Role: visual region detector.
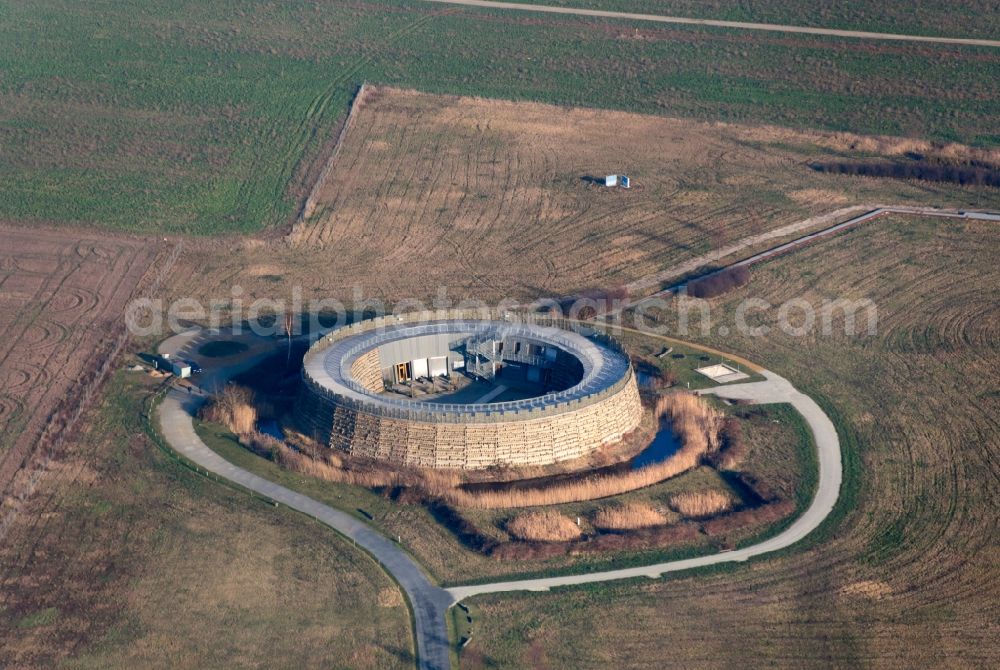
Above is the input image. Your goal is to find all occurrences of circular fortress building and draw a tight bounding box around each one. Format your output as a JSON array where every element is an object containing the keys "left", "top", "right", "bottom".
[{"left": 295, "top": 311, "right": 643, "bottom": 469}]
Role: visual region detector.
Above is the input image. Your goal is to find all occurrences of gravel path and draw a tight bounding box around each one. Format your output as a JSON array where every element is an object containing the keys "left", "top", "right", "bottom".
[
  {"left": 446, "top": 370, "right": 841, "bottom": 601},
  {"left": 157, "top": 332, "right": 840, "bottom": 670},
  {"left": 620, "top": 205, "right": 997, "bottom": 311},
  {"left": 422, "top": 0, "right": 1000, "bottom": 48}
]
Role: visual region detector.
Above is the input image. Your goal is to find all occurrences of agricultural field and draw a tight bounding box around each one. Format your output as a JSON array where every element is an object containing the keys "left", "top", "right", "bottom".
[
  {"left": 2, "top": 0, "right": 999, "bottom": 237},
  {"left": 167, "top": 86, "right": 1000, "bottom": 305},
  {"left": 0, "top": 226, "right": 162, "bottom": 515},
  {"left": 1, "top": 2, "right": 998, "bottom": 667},
  {"left": 459, "top": 214, "right": 1000, "bottom": 667},
  {"left": 0, "top": 373, "right": 412, "bottom": 669}
]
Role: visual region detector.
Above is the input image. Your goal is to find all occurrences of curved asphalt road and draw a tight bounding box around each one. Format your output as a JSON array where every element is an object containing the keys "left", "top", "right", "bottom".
[
  {"left": 447, "top": 370, "right": 840, "bottom": 601},
  {"left": 157, "top": 346, "right": 839, "bottom": 669},
  {"left": 158, "top": 389, "right": 455, "bottom": 670},
  {"left": 422, "top": 0, "right": 1000, "bottom": 48}
]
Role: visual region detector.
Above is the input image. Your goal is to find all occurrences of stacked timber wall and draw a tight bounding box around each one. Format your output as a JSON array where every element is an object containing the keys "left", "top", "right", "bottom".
[
  {"left": 295, "top": 309, "right": 644, "bottom": 469},
  {"left": 300, "top": 371, "right": 642, "bottom": 469}
]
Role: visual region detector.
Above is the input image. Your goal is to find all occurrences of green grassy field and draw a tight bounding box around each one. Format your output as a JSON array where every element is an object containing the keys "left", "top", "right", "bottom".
[
  {"left": 1, "top": 0, "right": 997, "bottom": 234},
  {"left": 0, "top": 373, "right": 412, "bottom": 669},
  {"left": 457, "top": 214, "right": 1000, "bottom": 667}
]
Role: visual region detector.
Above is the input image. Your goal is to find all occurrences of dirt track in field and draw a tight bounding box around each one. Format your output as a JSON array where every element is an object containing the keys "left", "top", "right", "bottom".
[
  {"left": 421, "top": 0, "right": 1000, "bottom": 48},
  {"left": 0, "top": 227, "right": 159, "bottom": 510}
]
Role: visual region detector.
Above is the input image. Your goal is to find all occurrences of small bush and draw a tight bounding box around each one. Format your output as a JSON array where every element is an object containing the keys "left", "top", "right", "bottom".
[
  {"left": 687, "top": 266, "right": 750, "bottom": 299},
  {"left": 707, "top": 417, "right": 748, "bottom": 470},
  {"left": 669, "top": 490, "right": 733, "bottom": 518},
  {"left": 702, "top": 500, "right": 795, "bottom": 536},
  {"left": 592, "top": 503, "right": 666, "bottom": 531},
  {"left": 202, "top": 385, "right": 257, "bottom": 436},
  {"left": 506, "top": 510, "right": 582, "bottom": 542}
]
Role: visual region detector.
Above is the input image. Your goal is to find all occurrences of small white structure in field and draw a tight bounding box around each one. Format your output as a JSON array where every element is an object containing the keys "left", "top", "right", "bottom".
[
  {"left": 621, "top": 175, "right": 631, "bottom": 188},
  {"left": 604, "top": 174, "right": 618, "bottom": 187},
  {"left": 170, "top": 359, "right": 192, "bottom": 378},
  {"left": 159, "top": 353, "right": 191, "bottom": 378}
]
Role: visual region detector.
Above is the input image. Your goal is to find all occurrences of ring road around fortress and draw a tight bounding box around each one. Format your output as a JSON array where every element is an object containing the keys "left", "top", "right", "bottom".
[{"left": 295, "top": 311, "right": 643, "bottom": 469}]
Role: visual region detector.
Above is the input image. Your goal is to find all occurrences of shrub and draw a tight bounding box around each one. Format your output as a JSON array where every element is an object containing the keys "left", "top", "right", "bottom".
[
  {"left": 701, "top": 500, "right": 795, "bottom": 536},
  {"left": 201, "top": 385, "right": 257, "bottom": 436},
  {"left": 489, "top": 541, "right": 569, "bottom": 561},
  {"left": 707, "top": 416, "right": 748, "bottom": 470},
  {"left": 592, "top": 502, "right": 666, "bottom": 531},
  {"left": 506, "top": 510, "right": 582, "bottom": 542},
  {"left": 687, "top": 266, "right": 750, "bottom": 299},
  {"left": 809, "top": 160, "right": 1000, "bottom": 188},
  {"left": 669, "top": 490, "right": 733, "bottom": 518}
]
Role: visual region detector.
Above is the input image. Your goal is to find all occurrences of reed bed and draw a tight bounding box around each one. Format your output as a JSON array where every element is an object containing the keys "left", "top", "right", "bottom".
[
  {"left": 506, "top": 510, "right": 582, "bottom": 542},
  {"left": 591, "top": 502, "right": 667, "bottom": 531},
  {"left": 440, "top": 393, "right": 722, "bottom": 509},
  {"left": 271, "top": 440, "right": 461, "bottom": 492},
  {"left": 201, "top": 385, "right": 257, "bottom": 436},
  {"left": 669, "top": 490, "right": 733, "bottom": 518},
  {"left": 265, "top": 392, "right": 723, "bottom": 511}
]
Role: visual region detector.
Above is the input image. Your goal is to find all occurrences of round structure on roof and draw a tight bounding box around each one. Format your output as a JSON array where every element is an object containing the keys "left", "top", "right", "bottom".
[{"left": 294, "top": 310, "right": 643, "bottom": 469}]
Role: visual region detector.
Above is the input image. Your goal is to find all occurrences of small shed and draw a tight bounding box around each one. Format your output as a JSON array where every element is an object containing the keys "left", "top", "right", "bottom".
[
  {"left": 604, "top": 174, "right": 618, "bottom": 187},
  {"left": 170, "top": 359, "right": 192, "bottom": 378},
  {"left": 620, "top": 175, "right": 631, "bottom": 188}
]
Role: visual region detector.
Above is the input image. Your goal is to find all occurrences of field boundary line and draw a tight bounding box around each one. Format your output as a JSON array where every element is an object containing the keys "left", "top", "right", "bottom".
[
  {"left": 615, "top": 205, "right": 1000, "bottom": 313},
  {"left": 421, "top": 0, "right": 1000, "bottom": 48},
  {"left": 296, "top": 83, "right": 370, "bottom": 225}
]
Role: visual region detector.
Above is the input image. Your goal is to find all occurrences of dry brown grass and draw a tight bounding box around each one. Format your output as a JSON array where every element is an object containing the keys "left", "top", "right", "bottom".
[
  {"left": 165, "top": 87, "right": 1000, "bottom": 308},
  {"left": 660, "top": 392, "right": 723, "bottom": 455},
  {"left": 591, "top": 503, "right": 667, "bottom": 531},
  {"left": 0, "top": 226, "right": 159, "bottom": 528},
  {"left": 272, "top": 440, "right": 462, "bottom": 494},
  {"left": 506, "top": 511, "right": 582, "bottom": 542},
  {"left": 202, "top": 385, "right": 257, "bottom": 436},
  {"left": 669, "top": 490, "right": 733, "bottom": 518},
  {"left": 0, "top": 375, "right": 411, "bottom": 668}
]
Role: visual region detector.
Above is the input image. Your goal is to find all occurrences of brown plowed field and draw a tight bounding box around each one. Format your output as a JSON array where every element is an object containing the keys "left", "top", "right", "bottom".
[
  {"left": 463, "top": 214, "right": 1000, "bottom": 667},
  {"left": 168, "top": 86, "right": 999, "bottom": 306},
  {"left": 293, "top": 87, "right": 1000, "bottom": 294},
  {"left": 0, "top": 226, "right": 158, "bottom": 498}
]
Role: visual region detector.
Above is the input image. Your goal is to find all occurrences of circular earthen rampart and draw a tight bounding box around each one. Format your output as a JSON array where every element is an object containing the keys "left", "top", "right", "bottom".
[{"left": 295, "top": 310, "right": 642, "bottom": 469}]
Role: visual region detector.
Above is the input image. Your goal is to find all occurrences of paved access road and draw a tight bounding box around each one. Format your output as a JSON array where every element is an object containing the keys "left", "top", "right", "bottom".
[
  {"left": 446, "top": 370, "right": 841, "bottom": 601},
  {"left": 156, "top": 330, "right": 454, "bottom": 670},
  {"left": 422, "top": 0, "right": 1000, "bottom": 48},
  {"left": 157, "top": 326, "right": 840, "bottom": 669},
  {"left": 158, "top": 389, "right": 455, "bottom": 670}
]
